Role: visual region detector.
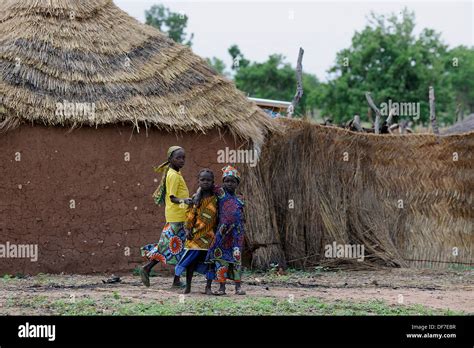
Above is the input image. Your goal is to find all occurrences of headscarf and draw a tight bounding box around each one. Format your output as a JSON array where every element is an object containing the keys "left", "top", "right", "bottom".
[
  {"left": 152, "top": 146, "right": 183, "bottom": 205},
  {"left": 222, "top": 165, "right": 241, "bottom": 181}
]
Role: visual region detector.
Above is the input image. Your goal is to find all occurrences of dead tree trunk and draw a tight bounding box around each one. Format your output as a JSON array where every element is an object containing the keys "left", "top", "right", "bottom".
[
  {"left": 386, "top": 106, "right": 395, "bottom": 126},
  {"left": 365, "top": 92, "right": 381, "bottom": 134},
  {"left": 287, "top": 47, "right": 304, "bottom": 118},
  {"left": 429, "top": 86, "right": 440, "bottom": 135},
  {"left": 353, "top": 114, "right": 363, "bottom": 132}
]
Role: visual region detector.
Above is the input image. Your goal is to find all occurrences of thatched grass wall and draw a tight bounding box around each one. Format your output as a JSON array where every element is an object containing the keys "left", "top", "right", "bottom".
[{"left": 244, "top": 119, "right": 473, "bottom": 269}]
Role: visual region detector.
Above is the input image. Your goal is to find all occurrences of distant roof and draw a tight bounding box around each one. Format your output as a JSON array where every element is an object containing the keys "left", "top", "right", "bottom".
[
  {"left": 248, "top": 97, "right": 291, "bottom": 109},
  {"left": 443, "top": 114, "right": 474, "bottom": 135}
]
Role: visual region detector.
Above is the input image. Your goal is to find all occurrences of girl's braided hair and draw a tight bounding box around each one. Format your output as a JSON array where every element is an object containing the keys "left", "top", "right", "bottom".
[{"left": 197, "top": 168, "right": 214, "bottom": 179}]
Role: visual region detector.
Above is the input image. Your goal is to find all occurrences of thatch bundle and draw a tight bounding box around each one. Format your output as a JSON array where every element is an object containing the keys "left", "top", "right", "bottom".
[
  {"left": 0, "top": 0, "right": 274, "bottom": 145},
  {"left": 244, "top": 119, "right": 473, "bottom": 269}
]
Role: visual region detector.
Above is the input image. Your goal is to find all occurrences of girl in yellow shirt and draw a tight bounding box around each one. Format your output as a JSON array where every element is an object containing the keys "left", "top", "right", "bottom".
[{"left": 140, "top": 146, "right": 192, "bottom": 288}]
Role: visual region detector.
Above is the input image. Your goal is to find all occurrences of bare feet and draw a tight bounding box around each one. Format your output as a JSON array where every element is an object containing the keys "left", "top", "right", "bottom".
[
  {"left": 235, "top": 283, "right": 246, "bottom": 295},
  {"left": 213, "top": 289, "right": 226, "bottom": 296},
  {"left": 140, "top": 267, "right": 150, "bottom": 287},
  {"left": 172, "top": 275, "right": 185, "bottom": 288},
  {"left": 172, "top": 281, "right": 186, "bottom": 288}
]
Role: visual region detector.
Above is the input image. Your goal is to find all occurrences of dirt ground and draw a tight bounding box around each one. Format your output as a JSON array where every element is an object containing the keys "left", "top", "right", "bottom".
[{"left": 0, "top": 267, "right": 472, "bottom": 315}]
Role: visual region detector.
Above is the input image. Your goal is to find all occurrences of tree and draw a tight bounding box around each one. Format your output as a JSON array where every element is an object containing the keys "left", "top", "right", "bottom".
[
  {"left": 445, "top": 46, "right": 474, "bottom": 120},
  {"left": 228, "top": 44, "right": 250, "bottom": 71},
  {"left": 145, "top": 5, "right": 194, "bottom": 46},
  {"left": 206, "top": 57, "right": 228, "bottom": 76},
  {"left": 233, "top": 52, "right": 321, "bottom": 116},
  {"left": 321, "top": 9, "right": 454, "bottom": 126}
]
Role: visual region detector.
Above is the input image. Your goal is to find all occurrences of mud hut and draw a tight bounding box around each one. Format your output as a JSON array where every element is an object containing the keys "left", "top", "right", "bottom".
[{"left": 0, "top": 0, "right": 281, "bottom": 274}]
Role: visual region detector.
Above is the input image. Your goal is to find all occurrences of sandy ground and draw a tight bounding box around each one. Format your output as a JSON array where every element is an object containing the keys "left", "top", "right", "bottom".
[{"left": 0, "top": 268, "right": 472, "bottom": 314}]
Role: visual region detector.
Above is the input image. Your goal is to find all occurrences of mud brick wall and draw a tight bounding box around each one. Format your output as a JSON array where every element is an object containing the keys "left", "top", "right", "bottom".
[{"left": 0, "top": 124, "right": 240, "bottom": 275}]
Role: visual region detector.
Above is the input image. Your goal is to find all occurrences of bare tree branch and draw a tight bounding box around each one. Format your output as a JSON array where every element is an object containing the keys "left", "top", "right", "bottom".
[
  {"left": 386, "top": 106, "right": 395, "bottom": 126},
  {"left": 429, "top": 86, "right": 439, "bottom": 135},
  {"left": 365, "top": 92, "right": 381, "bottom": 134},
  {"left": 353, "top": 114, "right": 363, "bottom": 132},
  {"left": 287, "top": 47, "right": 304, "bottom": 118}
]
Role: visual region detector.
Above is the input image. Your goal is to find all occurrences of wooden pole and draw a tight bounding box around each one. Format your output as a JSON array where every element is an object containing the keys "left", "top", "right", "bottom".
[
  {"left": 287, "top": 47, "right": 304, "bottom": 118},
  {"left": 353, "top": 114, "right": 363, "bottom": 132},
  {"left": 386, "top": 106, "right": 395, "bottom": 126},
  {"left": 429, "top": 86, "right": 439, "bottom": 135},
  {"left": 400, "top": 120, "right": 408, "bottom": 134},
  {"left": 365, "top": 92, "right": 381, "bottom": 134}
]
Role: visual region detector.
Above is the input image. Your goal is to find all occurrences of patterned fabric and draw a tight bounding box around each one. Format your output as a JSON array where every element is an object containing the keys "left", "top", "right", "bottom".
[
  {"left": 222, "top": 165, "right": 241, "bottom": 181},
  {"left": 175, "top": 250, "right": 208, "bottom": 276},
  {"left": 205, "top": 189, "right": 245, "bottom": 282},
  {"left": 207, "top": 260, "right": 242, "bottom": 283},
  {"left": 141, "top": 222, "right": 186, "bottom": 265},
  {"left": 184, "top": 195, "right": 217, "bottom": 250}
]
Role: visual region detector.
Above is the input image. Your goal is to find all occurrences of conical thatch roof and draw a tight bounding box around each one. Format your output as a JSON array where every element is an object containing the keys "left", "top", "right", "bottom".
[{"left": 0, "top": 0, "right": 274, "bottom": 144}]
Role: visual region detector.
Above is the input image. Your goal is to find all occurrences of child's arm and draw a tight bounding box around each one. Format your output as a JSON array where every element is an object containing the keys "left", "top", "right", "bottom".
[
  {"left": 170, "top": 196, "right": 193, "bottom": 205},
  {"left": 184, "top": 207, "right": 196, "bottom": 239},
  {"left": 192, "top": 187, "right": 202, "bottom": 205}
]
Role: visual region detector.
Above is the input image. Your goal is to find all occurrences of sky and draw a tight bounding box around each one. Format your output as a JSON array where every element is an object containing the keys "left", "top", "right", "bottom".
[{"left": 114, "top": 0, "right": 473, "bottom": 81}]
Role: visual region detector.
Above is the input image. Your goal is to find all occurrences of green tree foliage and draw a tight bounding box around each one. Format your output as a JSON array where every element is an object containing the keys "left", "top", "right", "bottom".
[
  {"left": 206, "top": 57, "right": 228, "bottom": 76},
  {"left": 228, "top": 45, "right": 250, "bottom": 70},
  {"left": 444, "top": 46, "right": 474, "bottom": 119},
  {"left": 145, "top": 5, "right": 194, "bottom": 46},
  {"left": 320, "top": 9, "right": 459, "bottom": 125},
  {"left": 232, "top": 51, "right": 321, "bottom": 116}
]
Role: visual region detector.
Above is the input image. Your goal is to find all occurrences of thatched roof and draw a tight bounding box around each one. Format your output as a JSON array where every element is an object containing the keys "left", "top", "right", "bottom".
[
  {"left": 0, "top": 0, "right": 275, "bottom": 144},
  {"left": 443, "top": 114, "right": 474, "bottom": 135}
]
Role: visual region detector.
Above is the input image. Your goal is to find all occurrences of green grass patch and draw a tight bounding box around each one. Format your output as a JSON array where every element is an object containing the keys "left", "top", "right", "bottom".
[{"left": 6, "top": 295, "right": 465, "bottom": 316}]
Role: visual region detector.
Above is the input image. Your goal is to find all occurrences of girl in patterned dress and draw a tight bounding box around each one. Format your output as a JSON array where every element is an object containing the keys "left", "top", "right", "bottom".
[
  {"left": 175, "top": 169, "right": 218, "bottom": 294},
  {"left": 206, "top": 165, "right": 246, "bottom": 295},
  {"left": 140, "top": 146, "right": 193, "bottom": 288}
]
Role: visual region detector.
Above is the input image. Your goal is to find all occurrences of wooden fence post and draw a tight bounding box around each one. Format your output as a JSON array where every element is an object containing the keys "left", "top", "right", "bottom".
[
  {"left": 365, "top": 92, "right": 381, "bottom": 134},
  {"left": 429, "top": 86, "right": 440, "bottom": 135},
  {"left": 287, "top": 47, "right": 304, "bottom": 118}
]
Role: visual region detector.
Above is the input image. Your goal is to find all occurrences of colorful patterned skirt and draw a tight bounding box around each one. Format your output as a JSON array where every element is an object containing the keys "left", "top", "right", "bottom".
[
  {"left": 205, "top": 224, "right": 244, "bottom": 282},
  {"left": 206, "top": 260, "right": 242, "bottom": 283},
  {"left": 141, "top": 222, "right": 186, "bottom": 266}
]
